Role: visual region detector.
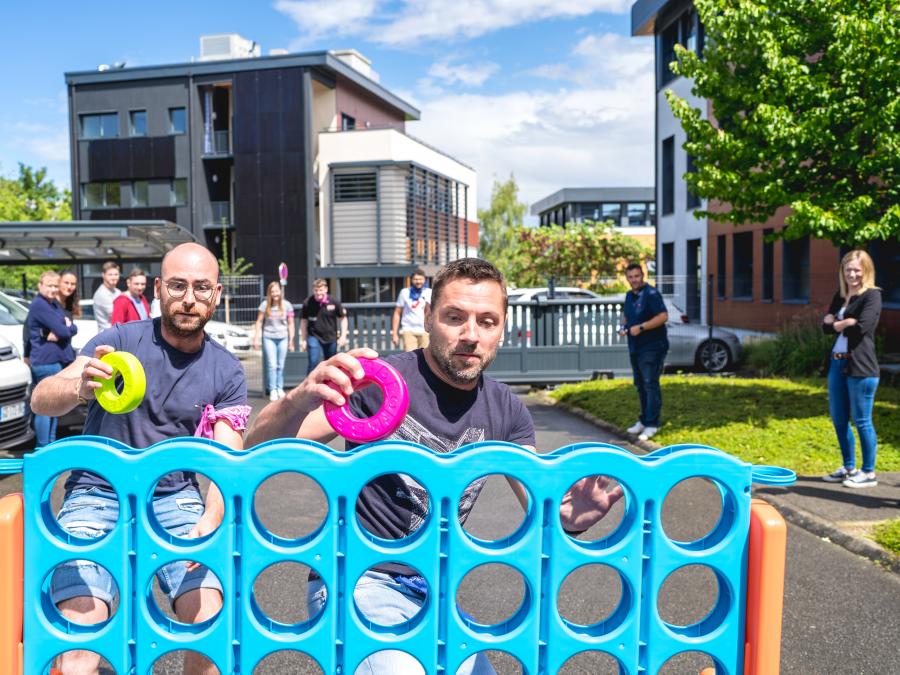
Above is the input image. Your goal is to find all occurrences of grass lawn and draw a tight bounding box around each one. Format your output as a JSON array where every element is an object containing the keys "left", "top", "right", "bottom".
[
  {"left": 549, "top": 375, "right": 900, "bottom": 476},
  {"left": 872, "top": 519, "right": 900, "bottom": 555}
]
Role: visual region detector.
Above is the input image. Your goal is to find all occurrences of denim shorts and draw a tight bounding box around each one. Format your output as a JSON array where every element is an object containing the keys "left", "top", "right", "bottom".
[{"left": 50, "top": 486, "right": 223, "bottom": 610}]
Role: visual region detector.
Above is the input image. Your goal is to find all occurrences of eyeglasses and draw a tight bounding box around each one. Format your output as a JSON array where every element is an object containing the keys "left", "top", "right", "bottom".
[{"left": 162, "top": 279, "right": 217, "bottom": 302}]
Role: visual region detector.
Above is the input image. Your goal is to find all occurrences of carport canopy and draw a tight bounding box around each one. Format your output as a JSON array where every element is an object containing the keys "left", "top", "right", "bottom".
[{"left": 0, "top": 220, "right": 198, "bottom": 264}]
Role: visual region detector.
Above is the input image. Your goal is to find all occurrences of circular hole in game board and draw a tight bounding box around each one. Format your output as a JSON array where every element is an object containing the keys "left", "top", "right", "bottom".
[
  {"left": 455, "top": 650, "right": 524, "bottom": 674},
  {"left": 252, "top": 561, "right": 325, "bottom": 628},
  {"left": 658, "top": 650, "right": 718, "bottom": 674},
  {"left": 459, "top": 474, "right": 532, "bottom": 547},
  {"left": 46, "top": 651, "right": 116, "bottom": 674},
  {"left": 43, "top": 470, "right": 120, "bottom": 544},
  {"left": 147, "top": 561, "right": 223, "bottom": 630},
  {"left": 353, "top": 563, "right": 429, "bottom": 631},
  {"left": 661, "top": 477, "right": 735, "bottom": 550},
  {"left": 559, "top": 474, "right": 630, "bottom": 547},
  {"left": 146, "top": 472, "right": 221, "bottom": 542},
  {"left": 44, "top": 558, "right": 120, "bottom": 627},
  {"left": 253, "top": 471, "right": 329, "bottom": 543},
  {"left": 355, "top": 473, "right": 431, "bottom": 544},
  {"left": 557, "top": 564, "right": 627, "bottom": 632},
  {"left": 151, "top": 650, "right": 220, "bottom": 674},
  {"left": 253, "top": 650, "right": 323, "bottom": 674},
  {"left": 657, "top": 564, "right": 730, "bottom": 636},
  {"left": 354, "top": 651, "right": 425, "bottom": 674},
  {"left": 559, "top": 650, "right": 623, "bottom": 674},
  {"left": 456, "top": 563, "right": 529, "bottom": 633}
]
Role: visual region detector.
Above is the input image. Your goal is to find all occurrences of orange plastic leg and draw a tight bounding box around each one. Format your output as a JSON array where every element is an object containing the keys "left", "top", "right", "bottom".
[
  {"left": 0, "top": 493, "right": 24, "bottom": 675},
  {"left": 744, "top": 499, "right": 787, "bottom": 675}
]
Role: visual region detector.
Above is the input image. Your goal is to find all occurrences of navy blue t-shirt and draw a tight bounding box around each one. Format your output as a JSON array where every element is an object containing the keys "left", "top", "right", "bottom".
[
  {"left": 623, "top": 284, "right": 669, "bottom": 353},
  {"left": 65, "top": 318, "right": 247, "bottom": 495},
  {"left": 347, "top": 349, "right": 535, "bottom": 575}
]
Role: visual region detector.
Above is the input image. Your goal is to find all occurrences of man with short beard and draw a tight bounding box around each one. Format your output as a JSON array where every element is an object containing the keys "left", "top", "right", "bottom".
[
  {"left": 31, "top": 243, "right": 247, "bottom": 675},
  {"left": 247, "top": 257, "right": 623, "bottom": 675}
]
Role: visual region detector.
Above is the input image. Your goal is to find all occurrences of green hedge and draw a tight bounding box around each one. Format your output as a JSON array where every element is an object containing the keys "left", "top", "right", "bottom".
[{"left": 550, "top": 375, "right": 900, "bottom": 475}]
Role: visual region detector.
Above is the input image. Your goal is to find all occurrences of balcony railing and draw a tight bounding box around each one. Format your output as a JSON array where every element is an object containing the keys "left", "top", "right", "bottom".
[
  {"left": 200, "top": 201, "right": 231, "bottom": 227},
  {"left": 202, "top": 130, "right": 231, "bottom": 156}
]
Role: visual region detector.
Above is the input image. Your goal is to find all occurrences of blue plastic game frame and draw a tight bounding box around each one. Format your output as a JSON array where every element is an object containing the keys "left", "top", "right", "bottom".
[{"left": 12, "top": 436, "right": 793, "bottom": 674}]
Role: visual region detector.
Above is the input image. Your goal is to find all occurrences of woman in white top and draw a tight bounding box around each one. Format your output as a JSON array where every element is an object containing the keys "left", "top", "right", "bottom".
[{"left": 253, "top": 281, "right": 296, "bottom": 401}]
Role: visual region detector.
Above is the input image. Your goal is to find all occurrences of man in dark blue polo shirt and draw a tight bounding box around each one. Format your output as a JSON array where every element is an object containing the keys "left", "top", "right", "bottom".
[{"left": 620, "top": 263, "right": 669, "bottom": 440}]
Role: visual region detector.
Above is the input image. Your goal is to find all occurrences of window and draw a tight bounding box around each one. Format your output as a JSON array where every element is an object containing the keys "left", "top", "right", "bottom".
[
  {"left": 869, "top": 238, "right": 900, "bottom": 306},
  {"left": 601, "top": 203, "right": 621, "bottom": 223},
  {"left": 686, "top": 154, "right": 701, "bottom": 209},
  {"left": 82, "top": 182, "right": 121, "bottom": 208},
  {"left": 681, "top": 9, "right": 698, "bottom": 54},
  {"left": 662, "top": 136, "right": 675, "bottom": 215},
  {"left": 170, "top": 178, "right": 188, "bottom": 205},
  {"left": 717, "top": 235, "right": 727, "bottom": 298},
  {"left": 732, "top": 231, "right": 754, "bottom": 298},
  {"left": 627, "top": 203, "right": 650, "bottom": 227},
  {"left": 782, "top": 235, "right": 810, "bottom": 302},
  {"left": 129, "top": 110, "right": 147, "bottom": 137},
  {"left": 762, "top": 228, "right": 774, "bottom": 301},
  {"left": 661, "top": 242, "right": 674, "bottom": 295},
  {"left": 341, "top": 113, "right": 356, "bottom": 131},
  {"left": 334, "top": 173, "right": 376, "bottom": 202},
  {"left": 80, "top": 113, "right": 118, "bottom": 139},
  {"left": 132, "top": 181, "right": 149, "bottom": 207},
  {"left": 647, "top": 201, "right": 656, "bottom": 226},
  {"left": 659, "top": 20, "right": 679, "bottom": 87},
  {"left": 169, "top": 107, "right": 186, "bottom": 134}
]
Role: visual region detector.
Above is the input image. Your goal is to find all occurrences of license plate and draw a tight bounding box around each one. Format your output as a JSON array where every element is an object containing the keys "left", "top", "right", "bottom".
[{"left": 0, "top": 401, "right": 25, "bottom": 422}]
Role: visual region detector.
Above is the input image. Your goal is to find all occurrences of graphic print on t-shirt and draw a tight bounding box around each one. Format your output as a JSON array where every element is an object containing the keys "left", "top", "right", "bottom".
[{"left": 388, "top": 413, "right": 486, "bottom": 535}]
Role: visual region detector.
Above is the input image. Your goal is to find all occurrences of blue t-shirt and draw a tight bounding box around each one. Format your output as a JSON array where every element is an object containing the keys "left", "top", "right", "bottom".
[
  {"left": 623, "top": 284, "right": 669, "bottom": 353},
  {"left": 65, "top": 318, "right": 247, "bottom": 495}
]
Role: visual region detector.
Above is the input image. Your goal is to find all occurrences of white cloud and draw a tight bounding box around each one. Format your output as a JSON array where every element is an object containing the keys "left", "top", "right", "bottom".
[
  {"left": 275, "top": 0, "right": 630, "bottom": 46},
  {"left": 427, "top": 58, "right": 499, "bottom": 87},
  {"left": 530, "top": 33, "right": 653, "bottom": 85}
]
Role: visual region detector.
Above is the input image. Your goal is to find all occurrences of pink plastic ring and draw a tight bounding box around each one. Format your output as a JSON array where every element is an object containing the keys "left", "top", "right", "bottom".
[{"left": 323, "top": 358, "right": 410, "bottom": 443}]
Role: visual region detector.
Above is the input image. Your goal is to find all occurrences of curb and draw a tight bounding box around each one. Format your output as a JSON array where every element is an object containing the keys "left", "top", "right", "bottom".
[{"left": 536, "top": 392, "right": 900, "bottom": 575}]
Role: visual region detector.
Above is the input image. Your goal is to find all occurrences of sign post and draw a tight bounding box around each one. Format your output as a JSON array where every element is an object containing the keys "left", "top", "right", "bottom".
[{"left": 278, "top": 262, "right": 288, "bottom": 287}]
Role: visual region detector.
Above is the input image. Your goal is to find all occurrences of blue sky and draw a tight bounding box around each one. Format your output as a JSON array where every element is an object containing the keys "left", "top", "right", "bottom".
[{"left": 0, "top": 0, "right": 654, "bottom": 216}]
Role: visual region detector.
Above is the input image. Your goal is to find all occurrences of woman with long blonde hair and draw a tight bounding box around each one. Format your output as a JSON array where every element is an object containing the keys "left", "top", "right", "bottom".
[
  {"left": 253, "top": 281, "right": 296, "bottom": 401},
  {"left": 821, "top": 250, "right": 882, "bottom": 488}
]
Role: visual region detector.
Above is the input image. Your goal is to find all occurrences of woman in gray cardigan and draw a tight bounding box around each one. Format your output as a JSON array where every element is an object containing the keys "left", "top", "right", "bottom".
[{"left": 821, "top": 250, "right": 882, "bottom": 488}]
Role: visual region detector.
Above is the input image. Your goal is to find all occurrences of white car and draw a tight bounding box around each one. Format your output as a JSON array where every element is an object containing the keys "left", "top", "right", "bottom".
[{"left": 0, "top": 333, "right": 33, "bottom": 450}]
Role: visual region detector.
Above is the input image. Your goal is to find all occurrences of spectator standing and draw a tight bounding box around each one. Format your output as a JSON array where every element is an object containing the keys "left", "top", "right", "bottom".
[
  {"left": 299, "top": 278, "right": 347, "bottom": 374},
  {"left": 822, "top": 249, "right": 883, "bottom": 488},
  {"left": 26, "top": 270, "right": 78, "bottom": 446},
  {"left": 619, "top": 263, "right": 669, "bottom": 441},
  {"left": 92, "top": 261, "right": 121, "bottom": 331},
  {"left": 391, "top": 269, "right": 432, "bottom": 351},
  {"left": 253, "top": 281, "right": 296, "bottom": 401},
  {"left": 58, "top": 270, "right": 83, "bottom": 320},
  {"left": 110, "top": 268, "right": 150, "bottom": 325}
]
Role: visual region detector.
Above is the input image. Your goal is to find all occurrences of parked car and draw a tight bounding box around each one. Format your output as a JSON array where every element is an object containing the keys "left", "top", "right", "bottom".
[
  {"left": 0, "top": 291, "right": 28, "bottom": 357},
  {"left": 0, "top": 334, "right": 33, "bottom": 450}
]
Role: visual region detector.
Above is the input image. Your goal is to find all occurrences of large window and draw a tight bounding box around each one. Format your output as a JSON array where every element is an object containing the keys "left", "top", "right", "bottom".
[
  {"left": 717, "top": 235, "right": 727, "bottom": 298},
  {"left": 169, "top": 107, "right": 186, "bottom": 134},
  {"left": 80, "top": 113, "right": 118, "bottom": 139},
  {"left": 170, "top": 178, "right": 188, "bottom": 206},
  {"left": 869, "top": 238, "right": 900, "bottom": 306},
  {"left": 661, "top": 242, "right": 675, "bottom": 295},
  {"left": 82, "top": 182, "right": 121, "bottom": 208},
  {"left": 662, "top": 136, "right": 675, "bottom": 215},
  {"left": 762, "top": 228, "right": 774, "bottom": 301},
  {"left": 732, "top": 231, "right": 754, "bottom": 298},
  {"left": 686, "top": 154, "right": 701, "bottom": 209},
  {"left": 627, "top": 203, "right": 651, "bottom": 227},
  {"left": 129, "top": 110, "right": 147, "bottom": 137},
  {"left": 601, "top": 202, "right": 621, "bottom": 224},
  {"left": 659, "top": 20, "right": 679, "bottom": 87},
  {"left": 659, "top": 9, "right": 703, "bottom": 88},
  {"left": 334, "top": 173, "right": 377, "bottom": 202},
  {"left": 783, "top": 235, "right": 810, "bottom": 302},
  {"left": 132, "top": 181, "right": 149, "bottom": 207}
]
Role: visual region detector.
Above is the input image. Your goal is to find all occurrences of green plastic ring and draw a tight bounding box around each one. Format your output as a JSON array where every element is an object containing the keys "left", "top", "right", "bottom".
[{"left": 94, "top": 351, "right": 146, "bottom": 414}]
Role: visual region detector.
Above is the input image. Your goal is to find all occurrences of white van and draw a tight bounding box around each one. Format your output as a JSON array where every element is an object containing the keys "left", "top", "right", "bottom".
[{"left": 0, "top": 334, "right": 33, "bottom": 450}]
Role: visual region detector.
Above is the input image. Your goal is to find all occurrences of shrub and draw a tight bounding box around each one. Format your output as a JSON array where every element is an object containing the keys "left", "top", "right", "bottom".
[{"left": 741, "top": 310, "right": 833, "bottom": 377}]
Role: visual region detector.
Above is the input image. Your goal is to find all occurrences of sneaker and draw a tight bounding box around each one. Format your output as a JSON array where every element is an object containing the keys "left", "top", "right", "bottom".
[
  {"left": 823, "top": 466, "right": 857, "bottom": 483},
  {"left": 843, "top": 471, "right": 877, "bottom": 489},
  {"left": 626, "top": 421, "right": 645, "bottom": 435},
  {"left": 277, "top": 389, "right": 286, "bottom": 399},
  {"left": 639, "top": 426, "right": 659, "bottom": 441},
  {"left": 269, "top": 390, "right": 279, "bottom": 402}
]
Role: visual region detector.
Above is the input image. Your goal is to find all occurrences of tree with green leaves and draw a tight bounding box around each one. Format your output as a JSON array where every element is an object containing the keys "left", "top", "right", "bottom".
[
  {"left": 477, "top": 176, "right": 526, "bottom": 279},
  {"left": 666, "top": 0, "right": 899, "bottom": 246}
]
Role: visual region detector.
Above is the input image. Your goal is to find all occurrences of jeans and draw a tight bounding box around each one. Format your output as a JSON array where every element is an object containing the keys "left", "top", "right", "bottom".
[
  {"left": 263, "top": 336, "right": 288, "bottom": 393},
  {"left": 828, "top": 358, "right": 879, "bottom": 473},
  {"left": 630, "top": 348, "right": 667, "bottom": 427},
  {"left": 31, "top": 362, "right": 63, "bottom": 447},
  {"left": 308, "top": 570, "right": 494, "bottom": 675},
  {"left": 50, "top": 486, "right": 222, "bottom": 609},
  {"left": 306, "top": 336, "right": 337, "bottom": 374}
]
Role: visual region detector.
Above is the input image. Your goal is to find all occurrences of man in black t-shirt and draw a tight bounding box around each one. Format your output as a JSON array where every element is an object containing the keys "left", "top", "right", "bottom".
[
  {"left": 300, "top": 278, "right": 348, "bottom": 374},
  {"left": 248, "top": 259, "right": 622, "bottom": 675}
]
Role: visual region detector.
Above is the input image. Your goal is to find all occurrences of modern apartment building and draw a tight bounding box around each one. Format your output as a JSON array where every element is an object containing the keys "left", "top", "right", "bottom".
[
  {"left": 65, "top": 38, "right": 477, "bottom": 302},
  {"left": 632, "top": 2, "right": 898, "bottom": 340}
]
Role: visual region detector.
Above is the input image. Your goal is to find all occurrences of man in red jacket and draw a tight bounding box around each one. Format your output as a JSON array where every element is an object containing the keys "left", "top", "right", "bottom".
[{"left": 110, "top": 268, "right": 150, "bottom": 325}]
